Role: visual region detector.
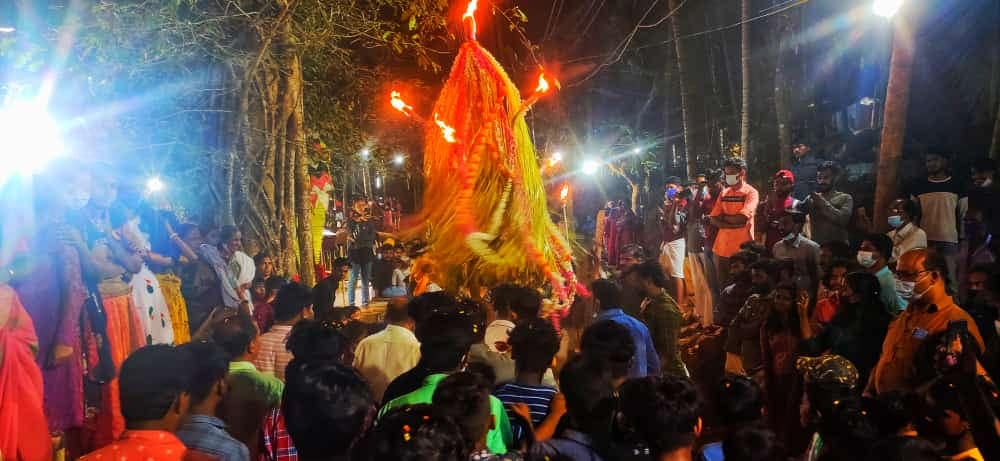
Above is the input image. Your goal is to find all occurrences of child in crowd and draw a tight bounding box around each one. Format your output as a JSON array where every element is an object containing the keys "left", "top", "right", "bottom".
[
  {"left": 355, "top": 405, "right": 465, "bottom": 461},
  {"left": 699, "top": 375, "right": 764, "bottom": 461},
  {"left": 435, "top": 372, "right": 523, "bottom": 460},
  {"left": 493, "top": 318, "right": 564, "bottom": 445}
]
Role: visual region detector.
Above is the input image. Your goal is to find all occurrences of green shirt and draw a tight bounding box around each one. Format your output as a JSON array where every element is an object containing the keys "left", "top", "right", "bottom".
[
  {"left": 379, "top": 373, "right": 513, "bottom": 454},
  {"left": 229, "top": 361, "right": 284, "bottom": 405},
  {"left": 641, "top": 290, "right": 688, "bottom": 377}
]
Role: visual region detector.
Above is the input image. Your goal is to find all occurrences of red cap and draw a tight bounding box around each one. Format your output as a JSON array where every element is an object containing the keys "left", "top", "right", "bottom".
[{"left": 774, "top": 169, "right": 795, "bottom": 182}]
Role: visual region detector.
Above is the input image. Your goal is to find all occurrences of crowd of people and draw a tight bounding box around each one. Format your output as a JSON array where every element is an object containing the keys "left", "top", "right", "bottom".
[{"left": 1, "top": 147, "right": 1000, "bottom": 461}]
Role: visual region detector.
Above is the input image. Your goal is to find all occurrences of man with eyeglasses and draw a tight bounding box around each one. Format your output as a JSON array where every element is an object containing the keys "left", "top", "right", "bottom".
[{"left": 864, "top": 248, "right": 985, "bottom": 396}]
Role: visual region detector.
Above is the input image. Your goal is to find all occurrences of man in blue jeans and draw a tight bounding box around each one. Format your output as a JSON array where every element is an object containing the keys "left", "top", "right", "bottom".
[{"left": 347, "top": 196, "right": 377, "bottom": 306}]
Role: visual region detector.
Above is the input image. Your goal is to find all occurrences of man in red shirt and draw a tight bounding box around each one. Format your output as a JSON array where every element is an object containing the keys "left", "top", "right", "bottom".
[
  {"left": 82, "top": 345, "right": 212, "bottom": 461},
  {"left": 710, "top": 157, "right": 760, "bottom": 284}
]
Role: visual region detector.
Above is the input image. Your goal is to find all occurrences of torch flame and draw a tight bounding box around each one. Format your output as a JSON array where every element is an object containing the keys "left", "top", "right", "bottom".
[
  {"left": 536, "top": 74, "right": 551, "bottom": 94},
  {"left": 462, "top": 0, "right": 478, "bottom": 40},
  {"left": 434, "top": 113, "right": 457, "bottom": 144},
  {"left": 560, "top": 184, "right": 569, "bottom": 201},
  {"left": 390, "top": 91, "right": 413, "bottom": 116}
]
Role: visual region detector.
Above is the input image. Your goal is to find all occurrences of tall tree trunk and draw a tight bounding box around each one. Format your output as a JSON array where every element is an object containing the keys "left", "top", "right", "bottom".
[
  {"left": 873, "top": 15, "right": 917, "bottom": 233},
  {"left": 773, "top": 9, "right": 793, "bottom": 168},
  {"left": 668, "top": 0, "right": 696, "bottom": 178},
  {"left": 663, "top": 37, "right": 675, "bottom": 170},
  {"left": 740, "top": 0, "right": 751, "bottom": 163}
]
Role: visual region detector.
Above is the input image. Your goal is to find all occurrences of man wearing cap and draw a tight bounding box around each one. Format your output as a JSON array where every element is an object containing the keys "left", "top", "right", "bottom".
[{"left": 757, "top": 169, "right": 800, "bottom": 253}]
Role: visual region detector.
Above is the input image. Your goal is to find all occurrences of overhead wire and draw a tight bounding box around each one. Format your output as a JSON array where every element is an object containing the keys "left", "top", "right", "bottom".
[
  {"left": 568, "top": 0, "right": 689, "bottom": 87},
  {"left": 567, "top": 0, "right": 809, "bottom": 85}
]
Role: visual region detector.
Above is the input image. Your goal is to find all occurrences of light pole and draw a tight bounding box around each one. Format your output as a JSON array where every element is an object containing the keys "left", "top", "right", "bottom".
[{"left": 871, "top": 0, "right": 913, "bottom": 233}]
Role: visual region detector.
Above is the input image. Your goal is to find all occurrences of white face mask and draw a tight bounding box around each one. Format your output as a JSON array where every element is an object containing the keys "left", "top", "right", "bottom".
[
  {"left": 725, "top": 174, "right": 740, "bottom": 186},
  {"left": 783, "top": 232, "right": 798, "bottom": 242},
  {"left": 895, "top": 279, "right": 915, "bottom": 300},
  {"left": 895, "top": 276, "right": 932, "bottom": 301},
  {"left": 856, "top": 251, "right": 876, "bottom": 268}
]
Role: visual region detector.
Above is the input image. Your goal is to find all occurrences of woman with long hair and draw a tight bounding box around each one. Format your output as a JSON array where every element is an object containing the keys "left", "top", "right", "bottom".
[
  {"left": 799, "top": 272, "right": 892, "bottom": 387},
  {"left": 760, "top": 281, "right": 808, "bottom": 455}
]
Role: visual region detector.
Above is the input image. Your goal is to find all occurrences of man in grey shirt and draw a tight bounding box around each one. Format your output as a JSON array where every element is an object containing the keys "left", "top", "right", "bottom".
[{"left": 800, "top": 161, "right": 854, "bottom": 245}]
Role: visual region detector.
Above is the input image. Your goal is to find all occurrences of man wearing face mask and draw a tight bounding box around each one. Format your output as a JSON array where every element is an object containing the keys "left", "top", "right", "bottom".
[
  {"left": 858, "top": 234, "right": 907, "bottom": 314},
  {"left": 709, "top": 157, "right": 760, "bottom": 285},
  {"left": 864, "top": 248, "right": 985, "bottom": 396},
  {"left": 771, "top": 210, "right": 820, "bottom": 299},
  {"left": 798, "top": 162, "right": 853, "bottom": 245},
  {"left": 885, "top": 198, "right": 927, "bottom": 266}
]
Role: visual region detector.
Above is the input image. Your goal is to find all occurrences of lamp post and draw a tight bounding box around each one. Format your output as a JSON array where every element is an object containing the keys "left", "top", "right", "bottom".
[{"left": 871, "top": 0, "right": 913, "bottom": 233}]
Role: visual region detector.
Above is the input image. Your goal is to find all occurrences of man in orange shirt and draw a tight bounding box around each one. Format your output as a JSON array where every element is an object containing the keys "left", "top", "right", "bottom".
[
  {"left": 709, "top": 157, "right": 760, "bottom": 284},
  {"left": 865, "top": 248, "right": 986, "bottom": 396},
  {"left": 82, "top": 345, "right": 211, "bottom": 461}
]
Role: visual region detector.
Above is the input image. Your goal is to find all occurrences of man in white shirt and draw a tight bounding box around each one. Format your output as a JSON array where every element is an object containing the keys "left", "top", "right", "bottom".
[
  {"left": 886, "top": 198, "right": 928, "bottom": 265},
  {"left": 353, "top": 298, "right": 420, "bottom": 403}
]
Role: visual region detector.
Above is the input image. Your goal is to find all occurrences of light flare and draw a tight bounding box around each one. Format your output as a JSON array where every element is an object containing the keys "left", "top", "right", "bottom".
[
  {"left": 434, "top": 113, "right": 457, "bottom": 143},
  {"left": 559, "top": 184, "right": 570, "bottom": 202}
]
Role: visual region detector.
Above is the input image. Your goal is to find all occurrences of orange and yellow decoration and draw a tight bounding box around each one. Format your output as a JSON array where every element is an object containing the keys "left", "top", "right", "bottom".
[{"left": 389, "top": 0, "right": 579, "bottom": 304}]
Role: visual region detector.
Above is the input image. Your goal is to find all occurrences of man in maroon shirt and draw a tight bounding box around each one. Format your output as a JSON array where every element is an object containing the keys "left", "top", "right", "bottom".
[{"left": 757, "top": 170, "right": 799, "bottom": 254}]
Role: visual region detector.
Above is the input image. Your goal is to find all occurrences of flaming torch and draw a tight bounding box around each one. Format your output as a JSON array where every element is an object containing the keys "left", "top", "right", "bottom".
[
  {"left": 559, "top": 184, "right": 571, "bottom": 239},
  {"left": 463, "top": 0, "right": 479, "bottom": 41},
  {"left": 512, "top": 71, "right": 560, "bottom": 122}
]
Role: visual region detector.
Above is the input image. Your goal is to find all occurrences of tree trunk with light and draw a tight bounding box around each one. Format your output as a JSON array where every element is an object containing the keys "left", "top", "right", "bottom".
[
  {"left": 740, "top": 0, "right": 751, "bottom": 163},
  {"left": 873, "top": 17, "right": 916, "bottom": 233}
]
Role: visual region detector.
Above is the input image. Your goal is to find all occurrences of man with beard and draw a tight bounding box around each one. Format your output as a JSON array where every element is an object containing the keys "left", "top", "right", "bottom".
[
  {"left": 790, "top": 142, "right": 821, "bottom": 200},
  {"left": 723, "top": 259, "right": 780, "bottom": 380},
  {"left": 714, "top": 250, "right": 758, "bottom": 327},
  {"left": 799, "top": 162, "right": 853, "bottom": 245},
  {"left": 967, "top": 158, "right": 998, "bottom": 235},
  {"left": 757, "top": 170, "right": 800, "bottom": 253},
  {"left": 962, "top": 264, "right": 999, "bottom": 378},
  {"left": 907, "top": 150, "right": 967, "bottom": 296}
]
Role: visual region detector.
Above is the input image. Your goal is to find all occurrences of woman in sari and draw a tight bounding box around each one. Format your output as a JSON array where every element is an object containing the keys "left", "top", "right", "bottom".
[
  {"left": 110, "top": 203, "right": 174, "bottom": 346},
  {"left": 82, "top": 173, "right": 147, "bottom": 448},
  {"left": 0, "top": 284, "right": 52, "bottom": 461}
]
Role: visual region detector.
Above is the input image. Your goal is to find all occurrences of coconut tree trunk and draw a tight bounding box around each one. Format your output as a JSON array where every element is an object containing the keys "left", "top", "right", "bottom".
[
  {"left": 991, "top": 100, "right": 1000, "bottom": 159},
  {"left": 873, "top": 15, "right": 916, "bottom": 233},
  {"left": 740, "top": 0, "right": 751, "bottom": 163},
  {"left": 668, "top": 0, "right": 697, "bottom": 178},
  {"left": 773, "top": 10, "right": 793, "bottom": 168}
]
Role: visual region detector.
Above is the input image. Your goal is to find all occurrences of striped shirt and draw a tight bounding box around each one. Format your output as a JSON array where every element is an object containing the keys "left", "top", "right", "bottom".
[
  {"left": 494, "top": 382, "right": 557, "bottom": 444},
  {"left": 254, "top": 324, "right": 294, "bottom": 381}
]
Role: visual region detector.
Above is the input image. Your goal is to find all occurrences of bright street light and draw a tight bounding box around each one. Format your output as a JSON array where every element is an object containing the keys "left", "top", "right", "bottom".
[
  {"left": 393, "top": 154, "right": 405, "bottom": 166},
  {"left": 146, "top": 176, "right": 165, "bottom": 193},
  {"left": 360, "top": 149, "right": 371, "bottom": 159},
  {"left": 632, "top": 147, "right": 642, "bottom": 154},
  {"left": 375, "top": 176, "right": 382, "bottom": 189},
  {"left": 872, "top": 0, "right": 903, "bottom": 18},
  {"left": 582, "top": 159, "right": 601, "bottom": 176},
  {"left": 0, "top": 101, "right": 64, "bottom": 183}
]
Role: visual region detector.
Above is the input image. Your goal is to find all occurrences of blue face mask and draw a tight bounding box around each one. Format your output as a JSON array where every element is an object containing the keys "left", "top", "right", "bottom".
[{"left": 888, "top": 215, "right": 903, "bottom": 229}]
